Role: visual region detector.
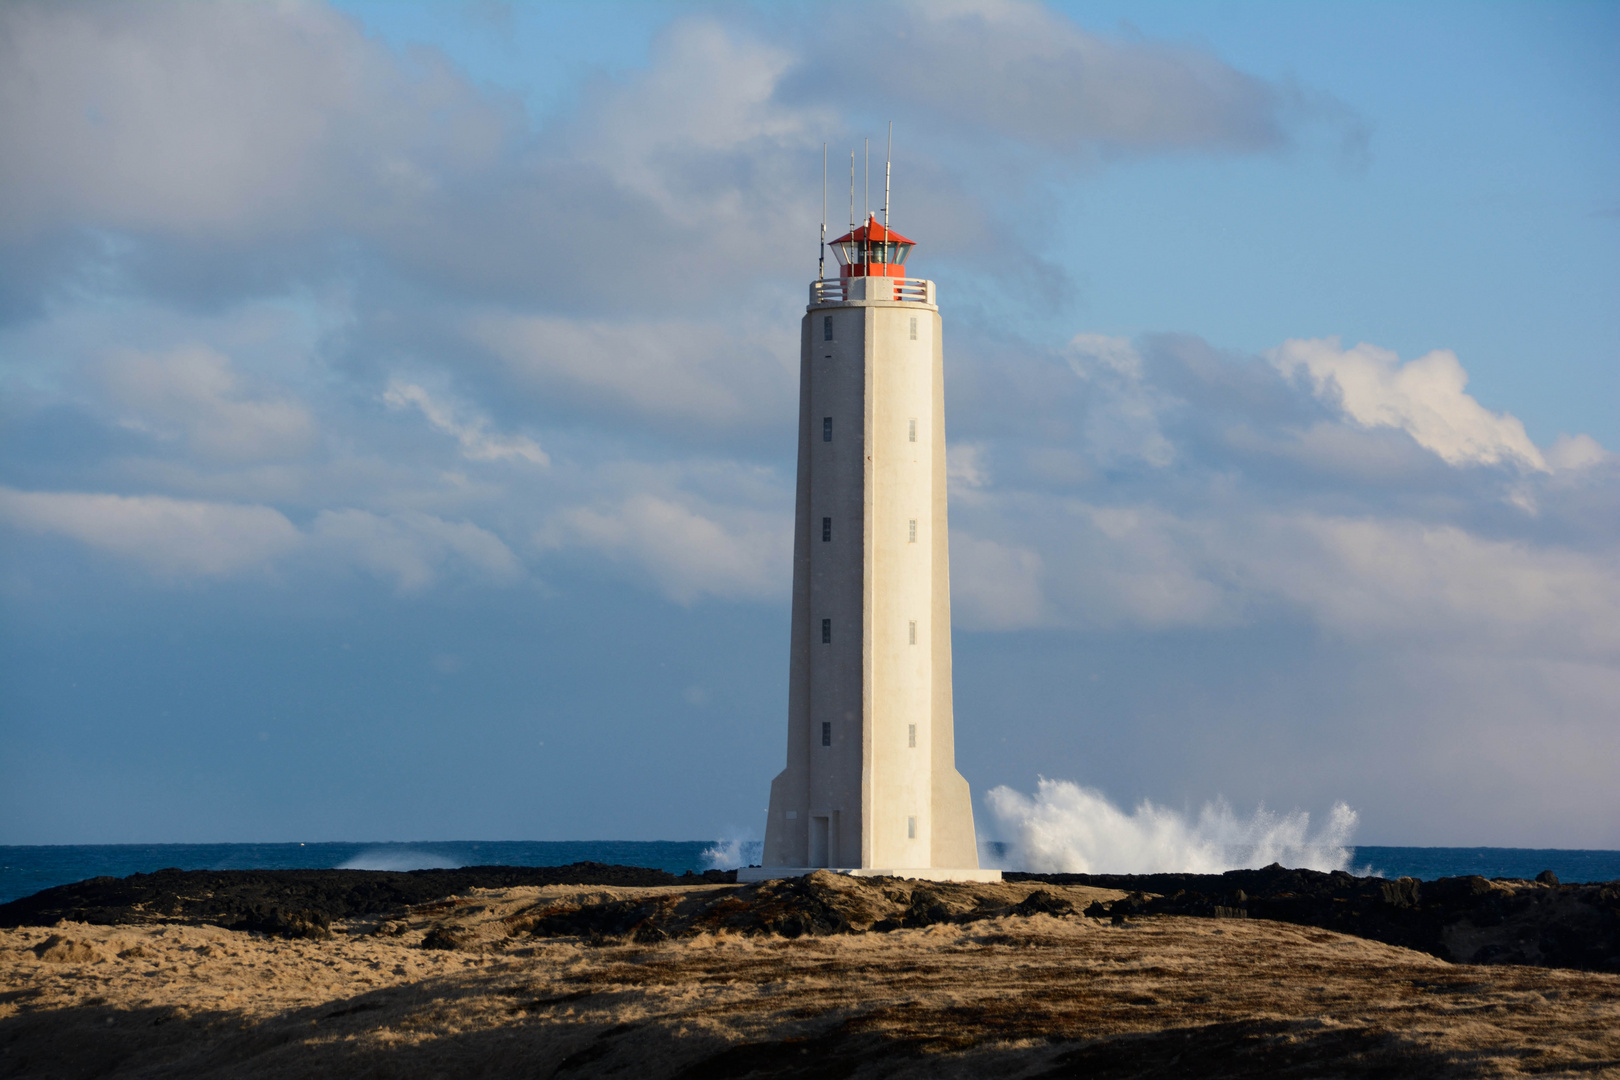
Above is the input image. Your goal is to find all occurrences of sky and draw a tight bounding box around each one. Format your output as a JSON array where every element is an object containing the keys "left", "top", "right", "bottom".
[{"left": 1, "top": 0, "right": 1616, "bottom": 852}]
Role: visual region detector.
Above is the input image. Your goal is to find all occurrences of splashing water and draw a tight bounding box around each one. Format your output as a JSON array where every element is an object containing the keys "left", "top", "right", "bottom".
[
  {"left": 701, "top": 835, "right": 763, "bottom": 871},
  {"left": 985, "top": 778, "right": 1360, "bottom": 874},
  {"left": 336, "top": 848, "right": 464, "bottom": 872}
]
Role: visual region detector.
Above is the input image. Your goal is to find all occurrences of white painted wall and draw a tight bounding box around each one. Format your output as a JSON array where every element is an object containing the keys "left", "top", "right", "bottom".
[{"left": 761, "top": 276, "right": 980, "bottom": 872}]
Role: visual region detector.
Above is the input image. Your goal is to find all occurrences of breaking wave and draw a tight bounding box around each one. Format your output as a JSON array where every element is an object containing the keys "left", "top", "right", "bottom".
[
  {"left": 336, "top": 848, "right": 464, "bottom": 872},
  {"left": 701, "top": 835, "right": 763, "bottom": 871},
  {"left": 985, "top": 778, "right": 1361, "bottom": 874}
]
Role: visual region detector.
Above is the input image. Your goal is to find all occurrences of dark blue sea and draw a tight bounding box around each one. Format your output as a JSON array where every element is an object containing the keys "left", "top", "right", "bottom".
[{"left": 1, "top": 842, "right": 1616, "bottom": 906}]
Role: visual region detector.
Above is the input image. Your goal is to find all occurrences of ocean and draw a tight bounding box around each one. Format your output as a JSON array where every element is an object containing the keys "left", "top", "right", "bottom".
[{"left": 1, "top": 842, "right": 1617, "bottom": 906}]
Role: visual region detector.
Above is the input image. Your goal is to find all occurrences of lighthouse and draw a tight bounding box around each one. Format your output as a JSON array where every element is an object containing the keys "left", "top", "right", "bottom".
[{"left": 738, "top": 209, "right": 999, "bottom": 883}]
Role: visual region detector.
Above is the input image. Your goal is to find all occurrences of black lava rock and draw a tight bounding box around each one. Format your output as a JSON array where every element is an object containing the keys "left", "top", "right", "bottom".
[
  {"left": 1007, "top": 865, "right": 1620, "bottom": 973},
  {"left": 1011, "top": 890, "right": 1075, "bottom": 918},
  {"left": 0, "top": 863, "right": 736, "bottom": 937}
]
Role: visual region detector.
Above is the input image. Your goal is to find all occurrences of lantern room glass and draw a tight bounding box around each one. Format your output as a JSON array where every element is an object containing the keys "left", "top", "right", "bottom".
[{"left": 832, "top": 239, "right": 913, "bottom": 267}]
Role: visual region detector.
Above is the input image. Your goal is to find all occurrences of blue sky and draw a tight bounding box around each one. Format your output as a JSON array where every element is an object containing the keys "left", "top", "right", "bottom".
[{"left": 1, "top": 0, "right": 1615, "bottom": 853}]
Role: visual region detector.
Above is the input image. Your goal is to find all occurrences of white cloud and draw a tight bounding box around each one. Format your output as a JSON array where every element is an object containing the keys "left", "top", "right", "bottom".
[
  {"left": 953, "top": 499, "right": 1236, "bottom": 632},
  {"left": 944, "top": 329, "right": 1616, "bottom": 655},
  {"left": 1268, "top": 337, "right": 1547, "bottom": 470},
  {"left": 383, "top": 381, "right": 547, "bottom": 466},
  {"left": 572, "top": 19, "right": 824, "bottom": 217},
  {"left": 1066, "top": 334, "right": 1176, "bottom": 467},
  {"left": 1221, "top": 419, "right": 1437, "bottom": 482},
  {"left": 1547, "top": 433, "right": 1611, "bottom": 471},
  {"left": 542, "top": 493, "right": 788, "bottom": 604},
  {"left": 1256, "top": 514, "right": 1620, "bottom": 660},
  {"left": 0, "top": 487, "right": 522, "bottom": 590},
  {"left": 0, "top": 487, "right": 300, "bottom": 577},
  {"left": 0, "top": 0, "right": 1334, "bottom": 323},
  {"left": 0, "top": 1, "right": 848, "bottom": 312},
  {"left": 0, "top": 0, "right": 504, "bottom": 241},
  {"left": 946, "top": 442, "right": 991, "bottom": 493},
  {"left": 811, "top": 0, "right": 1304, "bottom": 155},
  {"left": 311, "top": 508, "right": 523, "bottom": 591},
  {"left": 1067, "top": 504, "right": 1238, "bottom": 628},
  {"left": 949, "top": 532, "right": 1045, "bottom": 629},
  {"left": 468, "top": 311, "right": 794, "bottom": 429},
  {"left": 953, "top": 490, "right": 1620, "bottom": 660},
  {"left": 100, "top": 345, "right": 314, "bottom": 462}
]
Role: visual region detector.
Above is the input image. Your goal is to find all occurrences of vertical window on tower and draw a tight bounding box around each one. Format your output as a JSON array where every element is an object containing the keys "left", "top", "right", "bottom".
[
  {"left": 907, "top": 816, "right": 917, "bottom": 839},
  {"left": 909, "top": 316, "right": 917, "bottom": 340},
  {"left": 908, "top": 418, "right": 917, "bottom": 443},
  {"left": 908, "top": 620, "right": 916, "bottom": 645},
  {"left": 821, "top": 618, "right": 831, "bottom": 644},
  {"left": 823, "top": 316, "right": 833, "bottom": 341},
  {"left": 908, "top": 519, "right": 917, "bottom": 543},
  {"left": 821, "top": 722, "right": 831, "bottom": 747},
  {"left": 822, "top": 517, "right": 832, "bottom": 542},
  {"left": 823, "top": 417, "right": 832, "bottom": 443},
  {"left": 908, "top": 723, "right": 917, "bottom": 748}
]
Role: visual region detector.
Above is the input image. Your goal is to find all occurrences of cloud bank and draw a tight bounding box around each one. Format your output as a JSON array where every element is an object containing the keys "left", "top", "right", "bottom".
[{"left": 0, "top": 0, "right": 1613, "bottom": 847}]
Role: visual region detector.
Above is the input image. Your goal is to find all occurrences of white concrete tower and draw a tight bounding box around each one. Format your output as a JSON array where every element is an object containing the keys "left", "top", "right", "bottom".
[{"left": 740, "top": 215, "right": 998, "bottom": 883}]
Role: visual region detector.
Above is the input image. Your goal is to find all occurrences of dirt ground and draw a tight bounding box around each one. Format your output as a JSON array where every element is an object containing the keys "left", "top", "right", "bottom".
[{"left": 2, "top": 879, "right": 1617, "bottom": 1078}]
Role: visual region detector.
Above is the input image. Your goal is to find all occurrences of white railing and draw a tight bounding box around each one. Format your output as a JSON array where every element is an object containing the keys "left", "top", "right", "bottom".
[
  {"left": 894, "top": 279, "right": 929, "bottom": 303},
  {"left": 810, "top": 278, "right": 934, "bottom": 305},
  {"left": 810, "top": 278, "right": 845, "bottom": 305}
]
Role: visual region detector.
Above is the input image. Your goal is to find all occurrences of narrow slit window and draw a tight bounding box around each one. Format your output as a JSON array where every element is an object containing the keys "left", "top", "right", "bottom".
[
  {"left": 821, "top": 722, "right": 831, "bottom": 747},
  {"left": 822, "top": 517, "right": 832, "bottom": 542},
  {"left": 823, "top": 416, "right": 832, "bottom": 443},
  {"left": 908, "top": 723, "right": 916, "bottom": 748},
  {"left": 908, "top": 418, "right": 917, "bottom": 443},
  {"left": 909, "top": 316, "right": 917, "bottom": 340},
  {"left": 907, "top": 816, "right": 916, "bottom": 839},
  {"left": 908, "top": 519, "right": 917, "bottom": 543},
  {"left": 823, "top": 316, "right": 833, "bottom": 341},
  {"left": 821, "top": 618, "right": 831, "bottom": 644},
  {"left": 908, "top": 620, "right": 916, "bottom": 645}
]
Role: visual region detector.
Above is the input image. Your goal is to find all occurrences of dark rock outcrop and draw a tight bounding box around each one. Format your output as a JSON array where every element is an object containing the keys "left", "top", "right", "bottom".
[
  {"left": 7, "top": 860, "right": 1617, "bottom": 974},
  {"left": 499, "top": 871, "right": 1043, "bottom": 945},
  {"left": 0, "top": 863, "right": 736, "bottom": 937},
  {"left": 1010, "top": 864, "right": 1620, "bottom": 973}
]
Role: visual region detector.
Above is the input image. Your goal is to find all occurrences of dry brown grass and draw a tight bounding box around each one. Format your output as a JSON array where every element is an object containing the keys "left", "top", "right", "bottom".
[{"left": 2, "top": 880, "right": 1617, "bottom": 1078}]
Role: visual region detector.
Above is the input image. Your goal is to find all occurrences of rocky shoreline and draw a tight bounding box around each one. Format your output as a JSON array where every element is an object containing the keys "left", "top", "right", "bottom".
[
  {"left": 0, "top": 863, "right": 734, "bottom": 940},
  {"left": 4, "top": 868, "right": 1618, "bottom": 1078},
  {"left": 3, "top": 862, "right": 1618, "bottom": 973},
  {"left": 1007, "top": 865, "right": 1620, "bottom": 973}
]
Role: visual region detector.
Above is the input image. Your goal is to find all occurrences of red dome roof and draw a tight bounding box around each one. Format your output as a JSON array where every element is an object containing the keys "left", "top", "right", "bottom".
[{"left": 831, "top": 214, "right": 915, "bottom": 247}]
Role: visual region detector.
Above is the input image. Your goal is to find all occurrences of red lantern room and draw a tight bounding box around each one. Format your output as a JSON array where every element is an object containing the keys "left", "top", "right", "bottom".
[{"left": 830, "top": 214, "right": 915, "bottom": 279}]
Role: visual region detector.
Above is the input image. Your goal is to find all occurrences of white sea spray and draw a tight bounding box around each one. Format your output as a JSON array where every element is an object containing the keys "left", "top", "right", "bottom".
[
  {"left": 985, "top": 778, "right": 1362, "bottom": 874},
  {"left": 336, "top": 848, "right": 463, "bottom": 872},
  {"left": 701, "top": 834, "right": 763, "bottom": 870}
]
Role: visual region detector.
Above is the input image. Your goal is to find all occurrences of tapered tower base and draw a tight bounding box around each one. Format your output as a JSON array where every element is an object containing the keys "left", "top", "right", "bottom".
[{"left": 736, "top": 866, "right": 1002, "bottom": 884}]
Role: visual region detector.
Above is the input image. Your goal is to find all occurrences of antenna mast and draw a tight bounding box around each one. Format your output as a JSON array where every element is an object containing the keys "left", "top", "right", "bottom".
[
  {"left": 819, "top": 143, "right": 826, "bottom": 281},
  {"left": 884, "top": 121, "right": 892, "bottom": 230}
]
